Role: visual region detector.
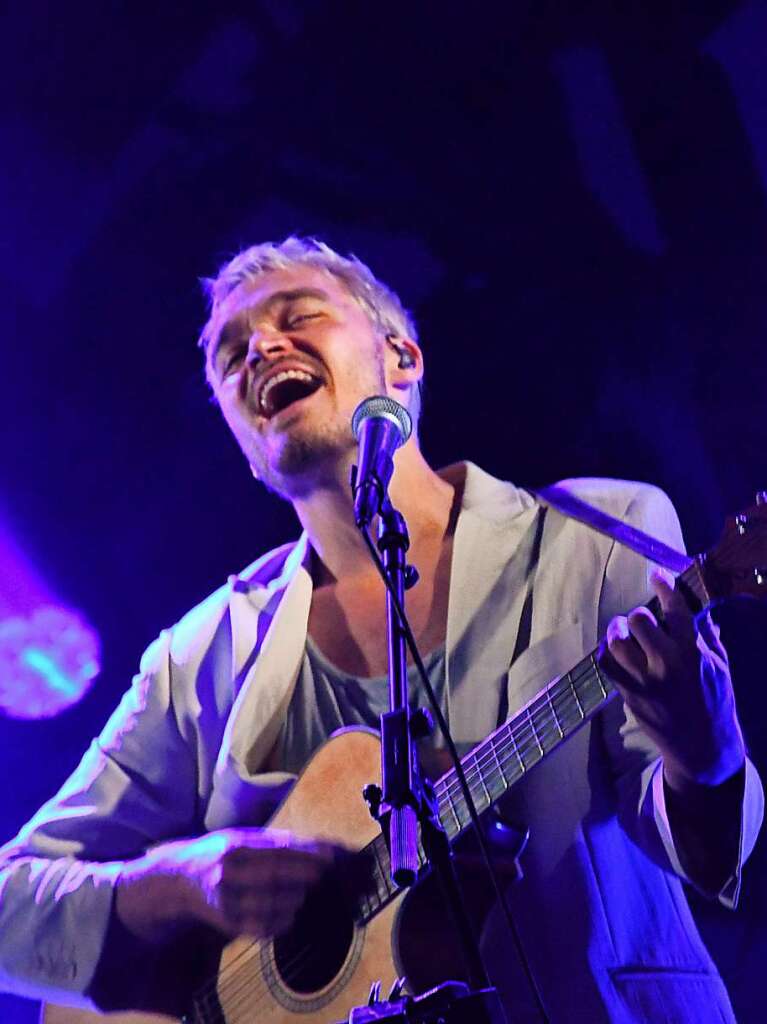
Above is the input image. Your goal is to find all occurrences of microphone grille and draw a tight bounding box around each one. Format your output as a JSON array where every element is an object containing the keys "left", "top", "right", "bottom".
[{"left": 352, "top": 396, "right": 412, "bottom": 443}]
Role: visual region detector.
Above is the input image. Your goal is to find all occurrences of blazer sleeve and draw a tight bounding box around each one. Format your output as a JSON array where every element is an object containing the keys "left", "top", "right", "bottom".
[
  {"left": 596, "top": 483, "right": 764, "bottom": 908},
  {"left": 0, "top": 627, "right": 201, "bottom": 1008}
]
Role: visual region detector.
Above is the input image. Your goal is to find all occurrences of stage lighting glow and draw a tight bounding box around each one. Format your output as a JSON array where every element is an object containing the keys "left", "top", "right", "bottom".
[{"left": 0, "top": 606, "right": 100, "bottom": 719}]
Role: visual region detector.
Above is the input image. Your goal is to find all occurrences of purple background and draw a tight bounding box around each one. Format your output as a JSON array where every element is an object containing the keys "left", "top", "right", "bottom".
[{"left": 1, "top": 3, "right": 766, "bottom": 1020}]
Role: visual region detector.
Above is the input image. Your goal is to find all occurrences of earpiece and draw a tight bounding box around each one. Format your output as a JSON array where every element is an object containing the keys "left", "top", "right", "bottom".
[{"left": 386, "top": 335, "right": 416, "bottom": 370}]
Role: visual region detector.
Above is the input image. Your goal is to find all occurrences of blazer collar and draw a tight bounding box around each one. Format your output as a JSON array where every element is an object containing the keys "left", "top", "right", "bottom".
[{"left": 220, "top": 463, "right": 538, "bottom": 772}]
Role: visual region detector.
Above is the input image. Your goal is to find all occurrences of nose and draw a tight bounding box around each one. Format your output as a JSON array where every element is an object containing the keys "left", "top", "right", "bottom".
[{"left": 247, "top": 326, "right": 293, "bottom": 366}]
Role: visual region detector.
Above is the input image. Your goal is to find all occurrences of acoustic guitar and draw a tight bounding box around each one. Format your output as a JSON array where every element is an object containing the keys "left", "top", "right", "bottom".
[{"left": 43, "top": 496, "right": 767, "bottom": 1024}]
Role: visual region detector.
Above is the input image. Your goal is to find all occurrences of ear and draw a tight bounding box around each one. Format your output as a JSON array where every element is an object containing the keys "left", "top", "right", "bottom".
[{"left": 384, "top": 335, "right": 423, "bottom": 396}]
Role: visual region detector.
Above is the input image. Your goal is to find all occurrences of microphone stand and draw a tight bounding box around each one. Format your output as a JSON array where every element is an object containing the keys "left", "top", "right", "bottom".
[{"left": 360, "top": 499, "right": 507, "bottom": 1024}]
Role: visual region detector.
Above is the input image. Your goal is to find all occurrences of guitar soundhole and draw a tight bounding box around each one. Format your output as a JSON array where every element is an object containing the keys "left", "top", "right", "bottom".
[{"left": 272, "top": 881, "right": 355, "bottom": 993}]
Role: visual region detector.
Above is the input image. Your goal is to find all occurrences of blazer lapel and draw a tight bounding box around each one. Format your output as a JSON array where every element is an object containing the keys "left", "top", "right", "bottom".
[
  {"left": 206, "top": 535, "right": 312, "bottom": 827},
  {"left": 444, "top": 463, "right": 541, "bottom": 746}
]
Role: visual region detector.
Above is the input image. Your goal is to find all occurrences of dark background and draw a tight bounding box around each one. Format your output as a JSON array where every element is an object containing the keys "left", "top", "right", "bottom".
[{"left": 1, "top": 2, "right": 766, "bottom": 1020}]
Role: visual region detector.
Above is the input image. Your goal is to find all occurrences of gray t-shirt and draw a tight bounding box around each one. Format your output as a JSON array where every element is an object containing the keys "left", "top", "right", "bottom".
[{"left": 279, "top": 636, "right": 447, "bottom": 775}]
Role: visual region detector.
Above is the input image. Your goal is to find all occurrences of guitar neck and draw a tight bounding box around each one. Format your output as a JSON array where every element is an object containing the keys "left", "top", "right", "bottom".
[{"left": 434, "top": 557, "right": 708, "bottom": 840}]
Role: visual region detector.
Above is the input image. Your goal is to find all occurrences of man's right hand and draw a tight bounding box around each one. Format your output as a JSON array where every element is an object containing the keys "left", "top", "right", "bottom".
[{"left": 115, "top": 828, "right": 338, "bottom": 944}]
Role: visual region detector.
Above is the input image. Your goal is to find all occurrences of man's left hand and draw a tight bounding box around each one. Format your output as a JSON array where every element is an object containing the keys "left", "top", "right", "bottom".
[{"left": 603, "top": 569, "right": 746, "bottom": 792}]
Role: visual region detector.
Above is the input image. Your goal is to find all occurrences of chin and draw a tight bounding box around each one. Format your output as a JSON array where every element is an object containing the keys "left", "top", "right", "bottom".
[{"left": 252, "top": 425, "right": 354, "bottom": 499}]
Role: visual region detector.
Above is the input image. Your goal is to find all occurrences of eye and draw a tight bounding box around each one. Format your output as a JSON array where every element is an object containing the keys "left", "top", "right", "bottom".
[
  {"left": 285, "top": 311, "right": 321, "bottom": 329},
  {"left": 220, "top": 347, "right": 246, "bottom": 378}
]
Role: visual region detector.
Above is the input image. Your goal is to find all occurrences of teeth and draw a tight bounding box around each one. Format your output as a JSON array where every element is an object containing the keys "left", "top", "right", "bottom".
[{"left": 259, "top": 368, "right": 317, "bottom": 413}]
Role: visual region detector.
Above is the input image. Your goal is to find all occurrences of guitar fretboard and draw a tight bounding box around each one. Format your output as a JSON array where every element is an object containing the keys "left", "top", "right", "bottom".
[{"left": 352, "top": 559, "right": 707, "bottom": 924}]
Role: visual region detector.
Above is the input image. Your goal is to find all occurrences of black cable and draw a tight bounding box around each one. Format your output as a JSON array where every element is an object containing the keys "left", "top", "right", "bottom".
[{"left": 359, "top": 526, "right": 550, "bottom": 1024}]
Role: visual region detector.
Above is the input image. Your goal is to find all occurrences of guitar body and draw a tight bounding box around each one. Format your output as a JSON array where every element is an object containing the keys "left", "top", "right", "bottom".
[{"left": 44, "top": 730, "right": 426, "bottom": 1024}]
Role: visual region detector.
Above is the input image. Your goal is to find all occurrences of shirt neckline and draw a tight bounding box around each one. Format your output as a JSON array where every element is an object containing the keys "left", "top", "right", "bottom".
[{"left": 305, "top": 632, "right": 445, "bottom": 686}]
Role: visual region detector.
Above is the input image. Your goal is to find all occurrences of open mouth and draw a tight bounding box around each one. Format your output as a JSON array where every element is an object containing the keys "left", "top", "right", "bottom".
[{"left": 257, "top": 367, "right": 324, "bottom": 418}]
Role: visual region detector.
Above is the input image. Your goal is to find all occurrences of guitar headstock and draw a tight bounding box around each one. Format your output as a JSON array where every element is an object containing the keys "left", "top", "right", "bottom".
[{"left": 698, "top": 493, "right": 767, "bottom": 602}]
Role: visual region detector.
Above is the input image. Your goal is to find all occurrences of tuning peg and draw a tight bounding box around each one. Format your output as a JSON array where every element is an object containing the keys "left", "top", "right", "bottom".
[
  {"left": 368, "top": 980, "right": 382, "bottom": 1005},
  {"left": 388, "top": 976, "right": 407, "bottom": 999},
  {"left": 757, "top": 492, "right": 767, "bottom": 505}
]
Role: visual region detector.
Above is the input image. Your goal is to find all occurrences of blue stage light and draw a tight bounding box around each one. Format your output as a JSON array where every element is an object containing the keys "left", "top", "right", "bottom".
[{"left": 0, "top": 606, "right": 100, "bottom": 719}]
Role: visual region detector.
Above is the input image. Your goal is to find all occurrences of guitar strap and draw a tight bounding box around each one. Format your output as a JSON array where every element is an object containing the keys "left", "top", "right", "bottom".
[{"left": 530, "top": 484, "right": 693, "bottom": 574}]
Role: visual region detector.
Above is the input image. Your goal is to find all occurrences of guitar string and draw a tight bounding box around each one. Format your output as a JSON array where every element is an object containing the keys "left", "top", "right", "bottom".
[
  {"left": 208, "top": 548, "right": 761, "bottom": 1019},
  {"left": 186, "top": 661, "right": 603, "bottom": 1021},
  {"left": 190, "top": 659, "right": 626, "bottom": 1019},
  {"left": 433, "top": 549, "right": 714, "bottom": 811},
  {"left": 188, "top": 834, "right": 401, "bottom": 1021},
  {"left": 184, "top": 652, "right": 612, "bottom": 1019},
  {"left": 203, "top": 574, "right": 760, "bottom": 1019},
  {"left": 186, "top": 699, "right": 596, "bottom": 1024},
  {"left": 186, "top": 828, "right": 400, "bottom": 1020},
  {"left": 203, "top": 588, "right": 717, "bottom": 1018},
  {"left": 186, "top": 545, "right": 748, "bottom": 1019},
  {"left": 434, "top": 559, "right": 722, "bottom": 812},
  {"left": 435, "top": 663, "right": 607, "bottom": 808},
  {"left": 187, "top": 843, "right": 403, "bottom": 1023},
  {"left": 187, "top": 822, "right": 399, "bottom": 1017},
  {"left": 196, "top": 683, "right": 583, "bottom": 1016},
  {"left": 186, "top": 666, "right": 675, "bottom": 1022}
]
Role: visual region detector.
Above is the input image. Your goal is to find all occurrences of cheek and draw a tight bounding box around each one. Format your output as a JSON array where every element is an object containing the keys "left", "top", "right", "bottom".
[{"left": 216, "top": 393, "right": 254, "bottom": 444}]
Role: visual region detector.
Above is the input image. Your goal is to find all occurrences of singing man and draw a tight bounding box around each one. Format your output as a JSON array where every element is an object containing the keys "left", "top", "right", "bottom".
[{"left": 0, "top": 237, "right": 761, "bottom": 1023}]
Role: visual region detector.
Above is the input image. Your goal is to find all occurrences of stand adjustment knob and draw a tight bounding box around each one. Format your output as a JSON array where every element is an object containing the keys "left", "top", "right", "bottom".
[
  {"left": 363, "top": 784, "right": 383, "bottom": 820},
  {"left": 405, "top": 565, "right": 420, "bottom": 589},
  {"left": 410, "top": 707, "right": 434, "bottom": 739}
]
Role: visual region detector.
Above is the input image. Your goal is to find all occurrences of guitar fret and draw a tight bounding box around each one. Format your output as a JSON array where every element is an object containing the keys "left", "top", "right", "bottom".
[
  {"left": 491, "top": 739, "right": 509, "bottom": 790},
  {"left": 527, "top": 707, "right": 544, "bottom": 757},
  {"left": 510, "top": 727, "right": 526, "bottom": 772},
  {"left": 382, "top": 846, "right": 396, "bottom": 896},
  {"left": 445, "top": 783, "right": 461, "bottom": 831},
  {"left": 590, "top": 652, "right": 608, "bottom": 698},
  {"left": 359, "top": 882, "right": 374, "bottom": 921},
  {"left": 547, "top": 683, "right": 564, "bottom": 739},
  {"left": 475, "top": 750, "right": 491, "bottom": 805},
  {"left": 363, "top": 887, "right": 375, "bottom": 920},
  {"left": 372, "top": 839, "right": 390, "bottom": 905},
  {"left": 567, "top": 670, "right": 585, "bottom": 718}
]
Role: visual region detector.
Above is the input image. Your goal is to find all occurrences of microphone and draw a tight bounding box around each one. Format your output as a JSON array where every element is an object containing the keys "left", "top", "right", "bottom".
[{"left": 351, "top": 396, "right": 412, "bottom": 527}]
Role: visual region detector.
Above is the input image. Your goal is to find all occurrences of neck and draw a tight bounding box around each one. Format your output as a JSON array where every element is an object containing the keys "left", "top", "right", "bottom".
[{"left": 291, "top": 442, "right": 457, "bottom": 585}]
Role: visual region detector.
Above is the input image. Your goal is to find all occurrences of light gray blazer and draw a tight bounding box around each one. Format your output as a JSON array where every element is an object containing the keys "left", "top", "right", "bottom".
[{"left": 0, "top": 463, "right": 761, "bottom": 1022}]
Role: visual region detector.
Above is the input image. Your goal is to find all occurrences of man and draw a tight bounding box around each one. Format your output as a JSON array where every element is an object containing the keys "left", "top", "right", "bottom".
[{"left": 0, "top": 237, "right": 762, "bottom": 1022}]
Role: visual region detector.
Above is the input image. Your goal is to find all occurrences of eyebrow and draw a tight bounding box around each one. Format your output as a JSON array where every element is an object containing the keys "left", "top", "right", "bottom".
[{"left": 209, "top": 287, "right": 330, "bottom": 370}]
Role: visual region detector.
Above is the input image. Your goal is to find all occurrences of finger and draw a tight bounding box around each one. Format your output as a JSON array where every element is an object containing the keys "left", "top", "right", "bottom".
[
  {"left": 696, "top": 610, "right": 727, "bottom": 661},
  {"left": 220, "top": 878, "right": 306, "bottom": 939},
  {"left": 220, "top": 883, "right": 305, "bottom": 922},
  {"left": 221, "top": 853, "right": 329, "bottom": 893},
  {"left": 624, "top": 606, "right": 678, "bottom": 677},
  {"left": 239, "top": 905, "right": 297, "bottom": 939},
  {"left": 234, "top": 829, "right": 338, "bottom": 858},
  {"left": 606, "top": 616, "right": 648, "bottom": 684},
  {"left": 226, "top": 834, "right": 338, "bottom": 871},
  {"left": 650, "top": 569, "right": 696, "bottom": 643}
]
